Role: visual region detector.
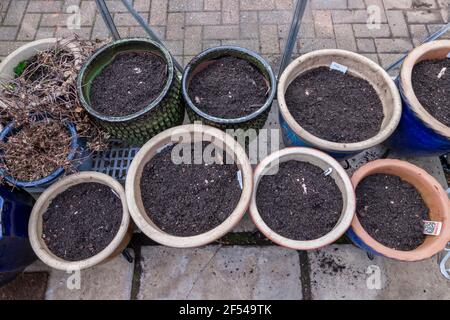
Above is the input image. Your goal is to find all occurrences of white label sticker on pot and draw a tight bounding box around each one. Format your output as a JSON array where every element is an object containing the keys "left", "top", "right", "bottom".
[
  {"left": 330, "top": 62, "right": 348, "bottom": 74},
  {"left": 236, "top": 171, "right": 243, "bottom": 190},
  {"left": 423, "top": 220, "right": 442, "bottom": 236}
]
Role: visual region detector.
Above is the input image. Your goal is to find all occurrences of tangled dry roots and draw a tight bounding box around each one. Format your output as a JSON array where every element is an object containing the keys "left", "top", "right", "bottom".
[{"left": 0, "top": 36, "right": 109, "bottom": 182}]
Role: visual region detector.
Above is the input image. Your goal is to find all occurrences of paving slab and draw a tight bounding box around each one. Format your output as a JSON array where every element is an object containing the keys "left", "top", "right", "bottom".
[
  {"left": 138, "top": 246, "right": 302, "bottom": 300},
  {"left": 0, "top": 272, "right": 48, "bottom": 300},
  {"left": 309, "top": 245, "right": 450, "bottom": 300},
  {"left": 45, "top": 250, "right": 135, "bottom": 300}
]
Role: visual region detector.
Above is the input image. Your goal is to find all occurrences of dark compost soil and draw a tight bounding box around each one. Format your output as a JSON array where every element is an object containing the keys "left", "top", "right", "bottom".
[
  {"left": 188, "top": 56, "right": 269, "bottom": 119},
  {"left": 90, "top": 51, "right": 168, "bottom": 117},
  {"left": 412, "top": 59, "right": 450, "bottom": 127},
  {"left": 140, "top": 142, "right": 242, "bottom": 237},
  {"left": 0, "top": 272, "right": 48, "bottom": 300},
  {"left": 285, "top": 67, "right": 384, "bottom": 143},
  {"left": 256, "top": 161, "right": 343, "bottom": 241},
  {"left": 42, "top": 183, "right": 123, "bottom": 261},
  {"left": 356, "top": 174, "right": 429, "bottom": 251},
  {"left": 0, "top": 121, "right": 71, "bottom": 182}
]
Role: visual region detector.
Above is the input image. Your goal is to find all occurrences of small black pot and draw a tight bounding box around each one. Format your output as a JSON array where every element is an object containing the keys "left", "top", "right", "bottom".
[{"left": 182, "top": 46, "right": 276, "bottom": 132}]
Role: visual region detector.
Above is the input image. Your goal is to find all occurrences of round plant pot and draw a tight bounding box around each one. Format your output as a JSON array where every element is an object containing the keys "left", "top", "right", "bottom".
[
  {"left": 77, "top": 38, "right": 185, "bottom": 147},
  {"left": 126, "top": 124, "right": 253, "bottom": 248},
  {"left": 0, "top": 185, "right": 36, "bottom": 281},
  {"left": 277, "top": 49, "right": 402, "bottom": 160},
  {"left": 249, "top": 147, "right": 356, "bottom": 250},
  {"left": 0, "top": 119, "right": 81, "bottom": 190},
  {"left": 182, "top": 46, "right": 277, "bottom": 132},
  {"left": 347, "top": 159, "right": 450, "bottom": 261},
  {"left": 28, "top": 172, "right": 132, "bottom": 271},
  {"left": 0, "top": 38, "right": 81, "bottom": 81},
  {"left": 386, "top": 40, "right": 450, "bottom": 156}
]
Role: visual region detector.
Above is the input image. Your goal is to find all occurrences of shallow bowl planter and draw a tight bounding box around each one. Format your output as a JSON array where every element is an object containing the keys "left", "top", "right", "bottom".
[
  {"left": 182, "top": 46, "right": 277, "bottom": 132},
  {"left": 0, "top": 119, "right": 81, "bottom": 190},
  {"left": 277, "top": 49, "right": 402, "bottom": 160},
  {"left": 77, "top": 38, "right": 185, "bottom": 146},
  {"left": 347, "top": 159, "right": 450, "bottom": 262},
  {"left": 28, "top": 172, "right": 132, "bottom": 271},
  {"left": 249, "top": 147, "right": 356, "bottom": 250},
  {"left": 0, "top": 38, "right": 81, "bottom": 81},
  {"left": 126, "top": 124, "right": 253, "bottom": 248},
  {"left": 386, "top": 40, "right": 450, "bottom": 156}
]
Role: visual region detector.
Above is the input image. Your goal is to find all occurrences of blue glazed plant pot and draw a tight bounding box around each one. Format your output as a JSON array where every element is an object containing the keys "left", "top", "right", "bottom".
[
  {"left": 385, "top": 40, "right": 450, "bottom": 156},
  {"left": 0, "top": 185, "right": 36, "bottom": 286},
  {"left": 277, "top": 49, "right": 402, "bottom": 161},
  {"left": 0, "top": 119, "right": 83, "bottom": 190}
]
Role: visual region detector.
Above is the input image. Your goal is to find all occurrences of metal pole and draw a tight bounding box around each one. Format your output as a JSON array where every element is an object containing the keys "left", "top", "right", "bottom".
[
  {"left": 278, "top": 0, "right": 308, "bottom": 79},
  {"left": 386, "top": 23, "right": 450, "bottom": 72},
  {"left": 121, "top": 0, "right": 184, "bottom": 73},
  {"left": 95, "top": 0, "right": 120, "bottom": 40}
]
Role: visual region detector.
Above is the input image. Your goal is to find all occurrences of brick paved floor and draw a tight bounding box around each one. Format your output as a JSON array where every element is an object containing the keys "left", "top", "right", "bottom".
[{"left": 0, "top": 0, "right": 448, "bottom": 70}]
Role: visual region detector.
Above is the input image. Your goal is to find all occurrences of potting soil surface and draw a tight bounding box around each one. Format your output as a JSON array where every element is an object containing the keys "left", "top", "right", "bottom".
[
  {"left": 356, "top": 174, "right": 429, "bottom": 251},
  {"left": 140, "top": 142, "right": 241, "bottom": 237},
  {"left": 412, "top": 59, "right": 450, "bottom": 127},
  {"left": 256, "top": 161, "right": 343, "bottom": 241},
  {"left": 285, "top": 67, "right": 384, "bottom": 143},
  {"left": 42, "top": 183, "right": 123, "bottom": 261},
  {"left": 188, "top": 56, "right": 269, "bottom": 119},
  {"left": 90, "top": 51, "right": 168, "bottom": 117}
]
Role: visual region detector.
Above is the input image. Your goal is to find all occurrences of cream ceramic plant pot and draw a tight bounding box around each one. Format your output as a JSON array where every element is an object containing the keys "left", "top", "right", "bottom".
[
  {"left": 28, "top": 172, "right": 132, "bottom": 271},
  {"left": 347, "top": 159, "right": 450, "bottom": 262},
  {"left": 0, "top": 38, "right": 82, "bottom": 81},
  {"left": 126, "top": 124, "right": 253, "bottom": 248},
  {"left": 249, "top": 147, "right": 356, "bottom": 250},
  {"left": 277, "top": 49, "right": 402, "bottom": 160}
]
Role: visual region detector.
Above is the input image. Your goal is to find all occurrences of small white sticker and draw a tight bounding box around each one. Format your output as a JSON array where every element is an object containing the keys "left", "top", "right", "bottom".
[
  {"left": 447, "top": 51, "right": 450, "bottom": 58},
  {"left": 423, "top": 220, "right": 442, "bottom": 236},
  {"left": 236, "top": 171, "right": 243, "bottom": 190},
  {"left": 323, "top": 168, "right": 333, "bottom": 177},
  {"left": 330, "top": 62, "right": 348, "bottom": 74},
  {"left": 438, "top": 67, "right": 447, "bottom": 79}
]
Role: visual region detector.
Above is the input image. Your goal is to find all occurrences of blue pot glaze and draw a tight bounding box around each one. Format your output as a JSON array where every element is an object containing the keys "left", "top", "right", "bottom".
[
  {"left": 0, "top": 120, "right": 83, "bottom": 189},
  {"left": 384, "top": 83, "right": 450, "bottom": 156},
  {"left": 346, "top": 227, "right": 382, "bottom": 257},
  {"left": 0, "top": 185, "right": 36, "bottom": 274},
  {"left": 279, "top": 112, "right": 360, "bottom": 161}
]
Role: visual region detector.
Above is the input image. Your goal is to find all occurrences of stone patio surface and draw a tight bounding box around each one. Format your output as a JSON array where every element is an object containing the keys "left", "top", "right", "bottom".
[{"left": 0, "top": 0, "right": 449, "bottom": 300}]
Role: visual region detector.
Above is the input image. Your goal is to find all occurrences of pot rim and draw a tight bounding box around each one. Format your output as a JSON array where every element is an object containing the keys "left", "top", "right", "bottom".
[
  {"left": 77, "top": 38, "right": 175, "bottom": 123},
  {"left": 277, "top": 49, "right": 402, "bottom": 153},
  {"left": 28, "top": 172, "right": 131, "bottom": 271},
  {"left": 182, "top": 45, "right": 277, "bottom": 124},
  {"left": 249, "top": 147, "right": 356, "bottom": 250},
  {"left": 351, "top": 159, "right": 450, "bottom": 261},
  {"left": 125, "top": 124, "right": 253, "bottom": 248},
  {"left": 0, "top": 118, "right": 79, "bottom": 188},
  {"left": 399, "top": 40, "right": 450, "bottom": 138}
]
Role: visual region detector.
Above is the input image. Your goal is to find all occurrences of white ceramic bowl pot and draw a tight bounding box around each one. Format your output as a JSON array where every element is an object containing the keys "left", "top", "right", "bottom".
[
  {"left": 28, "top": 172, "right": 132, "bottom": 271},
  {"left": 126, "top": 124, "right": 253, "bottom": 248},
  {"left": 277, "top": 49, "right": 402, "bottom": 160},
  {"left": 249, "top": 147, "right": 356, "bottom": 250},
  {"left": 0, "top": 38, "right": 81, "bottom": 80}
]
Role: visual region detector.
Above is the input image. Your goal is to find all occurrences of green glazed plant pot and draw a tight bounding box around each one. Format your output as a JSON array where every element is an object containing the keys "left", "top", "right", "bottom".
[
  {"left": 77, "top": 38, "right": 184, "bottom": 146},
  {"left": 182, "top": 46, "right": 277, "bottom": 132}
]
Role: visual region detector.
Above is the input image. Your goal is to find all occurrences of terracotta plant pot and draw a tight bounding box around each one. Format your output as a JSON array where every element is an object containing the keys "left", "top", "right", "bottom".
[
  {"left": 386, "top": 40, "right": 450, "bottom": 156},
  {"left": 126, "top": 124, "right": 253, "bottom": 248},
  {"left": 347, "top": 159, "right": 450, "bottom": 261},
  {"left": 249, "top": 147, "right": 356, "bottom": 250},
  {"left": 277, "top": 49, "right": 402, "bottom": 160},
  {"left": 28, "top": 172, "right": 132, "bottom": 271}
]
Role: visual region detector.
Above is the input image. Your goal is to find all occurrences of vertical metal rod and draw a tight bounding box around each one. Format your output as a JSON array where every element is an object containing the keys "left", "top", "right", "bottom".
[
  {"left": 386, "top": 23, "right": 450, "bottom": 72},
  {"left": 95, "top": 0, "right": 121, "bottom": 40},
  {"left": 121, "top": 0, "right": 184, "bottom": 73},
  {"left": 278, "top": 0, "right": 308, "bottom": 79}
]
